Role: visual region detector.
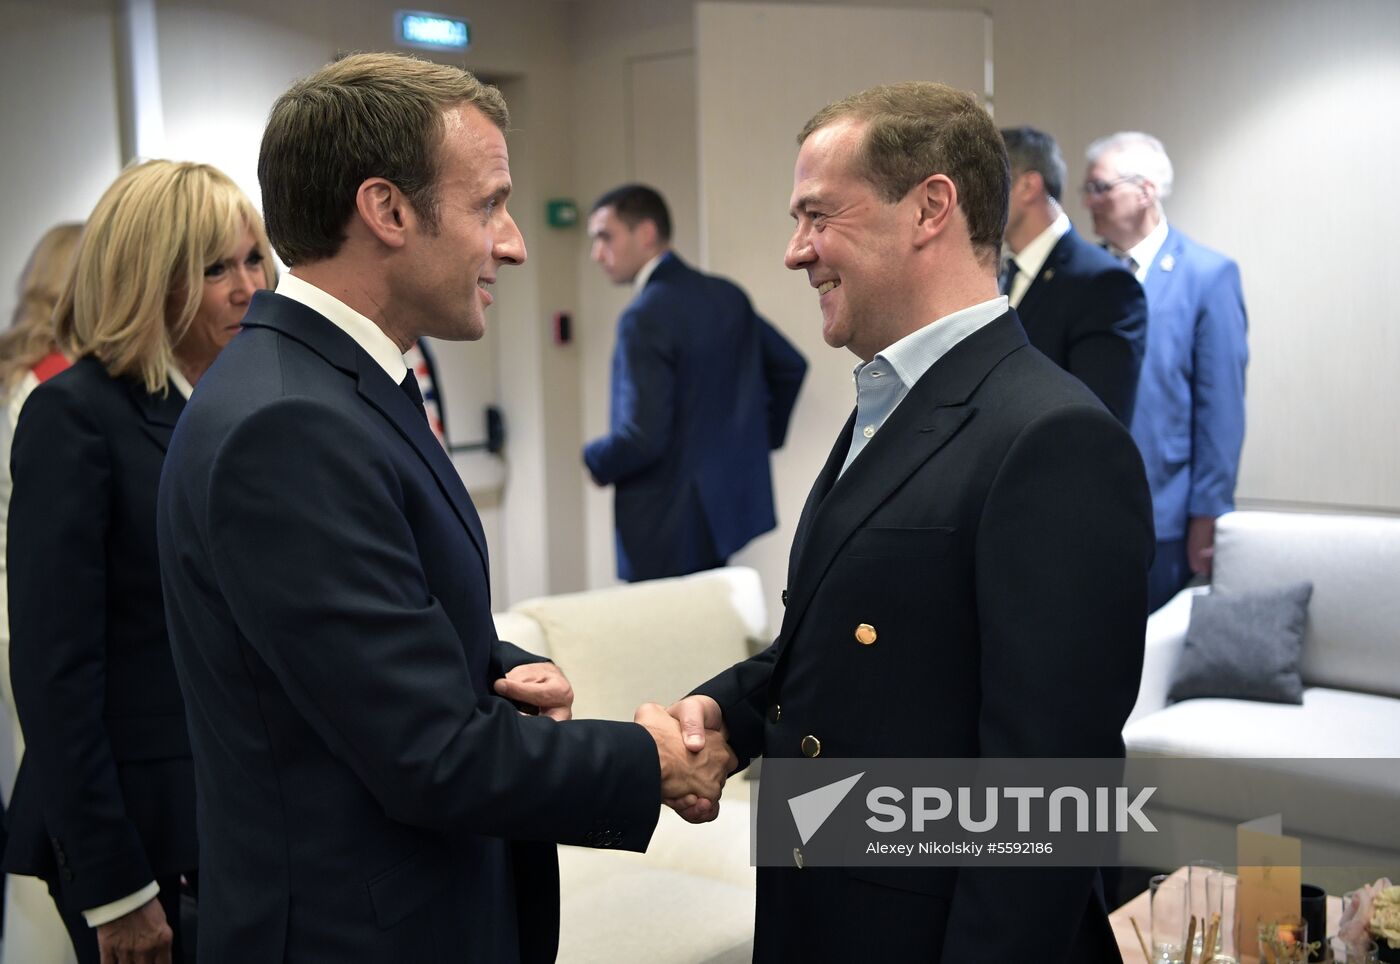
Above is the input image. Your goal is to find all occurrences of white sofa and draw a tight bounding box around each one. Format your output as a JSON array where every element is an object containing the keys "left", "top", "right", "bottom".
[
  {"left": 1121, "top": 511, "right": 1400, "bottom": 887},
  {"left": 493, "top": 567, "right": 767, "bottom": 964}
]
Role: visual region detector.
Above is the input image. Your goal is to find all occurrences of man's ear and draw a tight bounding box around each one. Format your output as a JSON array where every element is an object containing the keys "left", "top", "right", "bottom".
[
  {"left": 913, "top": 173, "right": 958, "bottom": 247},
  {"left": 636, "top": 218, "right": 659, "bottom": 253},
  {"left": 1137, "top": 178, "right": 1160, "bottom": 209},
  {"left": 1017, "top": 170, "right": 1045, "bottom": 201},
  {"left": 354, "top": 177, "right": 411, "bottom": 249}
]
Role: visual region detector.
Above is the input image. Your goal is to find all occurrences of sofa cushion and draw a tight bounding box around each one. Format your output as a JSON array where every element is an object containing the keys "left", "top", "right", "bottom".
[
  {"left": 1125, "top": 688, "right": 1400, "bottom": 855},
  {"left": 492, "top": 610, "right": 550, "bottom": 659},
  {"left": 1125, "top": 687, "right": 1400, "bottom": 759},
  {"left": 1211, "top": 512, "right": 1400, "bottom": 698},
  {"left": 557, "top": 859, "right": 753, "bottom": 963},
  {"left": 509, "top": 567, "right": 767, "bottom": 722},
  {"left": 1168, "top": 582, "right": 1313, "bottom": 705}
]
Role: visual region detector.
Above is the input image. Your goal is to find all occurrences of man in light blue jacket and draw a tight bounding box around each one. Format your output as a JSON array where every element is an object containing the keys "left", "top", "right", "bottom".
[{"left": 1083, "top": 131, "right": 1249, "bottom": 611}]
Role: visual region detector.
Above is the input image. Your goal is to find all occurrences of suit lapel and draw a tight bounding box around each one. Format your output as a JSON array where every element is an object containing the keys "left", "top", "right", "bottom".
[
  {"left": 1144, "top": 227, "right": 1184, "bottom": 302},
  {"left": 783, "top": 312, "right": 1028, "bottom": 630},
  {"left": 1015, "top": 229, "right": 1072, "bottom": 321},
  {"left": 1020, "top": 225, "right": 1093, "bottom": 323},
  {"left": 129, "top": 379, "right": 184, "bottom": 452},
  {"left": 354, "top": 359, "right": 490, "bottom": 572},
  {"left": 787, "top": 408, "right": 855, "bottom": 582},
  {"left": 242, "top": 292, "right": 490, "bottom": 576}
]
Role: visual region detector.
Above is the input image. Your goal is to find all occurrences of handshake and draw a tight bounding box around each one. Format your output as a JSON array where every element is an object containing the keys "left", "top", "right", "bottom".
[{"left": 635, "top": 696, "right": 737, "bottom": 824}]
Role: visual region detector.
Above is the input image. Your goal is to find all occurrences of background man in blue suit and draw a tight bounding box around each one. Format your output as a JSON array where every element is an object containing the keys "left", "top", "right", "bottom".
[
  {"left": 1000, "top": 126, "right": 1146, "bottom": 425},
  {"left": 1084, "top": 131, "right": 1249, "bottom": 611},
  {"left": 585, "top": 185, "right": 807, "bottom": 582}
]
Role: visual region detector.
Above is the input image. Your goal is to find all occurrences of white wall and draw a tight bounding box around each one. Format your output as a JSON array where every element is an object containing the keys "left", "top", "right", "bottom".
[
  {"left": 970, "top": 0, "right": 1400, "bottom": 515},
  {"left": 566, "top": 0, "right": 698, "bottom": 589},
  {"left": 0, "top": 0, "right": 124, "bottom": 326},
  {"left": 695, "top": 2, "right": 990, "bottom": 616},
  {"left": 0, "top": 0, "right": 589, "bottom": 607},
  {"left": 569, "top": 0, "right": 1400, "bottom": 611},
  {"left": 4, "top": 0, "right": 1397, "bottom": 612}
]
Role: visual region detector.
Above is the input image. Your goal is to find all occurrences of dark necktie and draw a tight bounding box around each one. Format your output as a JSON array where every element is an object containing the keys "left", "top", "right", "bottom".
[
  {"left": 999, "top": 258, "right": 1020, "bottom": 296},
  {"left": 399, "top": 371, "right": 427, "bottom": 419}
]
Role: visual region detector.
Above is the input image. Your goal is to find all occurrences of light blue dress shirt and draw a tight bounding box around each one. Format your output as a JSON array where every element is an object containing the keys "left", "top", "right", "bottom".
[{"left": 839, "top": 296, "right": 1009, "bottom": 477}]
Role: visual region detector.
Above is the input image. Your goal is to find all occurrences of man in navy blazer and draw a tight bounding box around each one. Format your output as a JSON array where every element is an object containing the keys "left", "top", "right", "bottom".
[
  {"left": 1084, "top": 131, "right": 1249, "bottom": 611},
  {"left": 585, "top": 185, "right": 807, "bottom": 582},
  {"left": 668, "top": 82, "right": 1152, "bottom": 963},
  {"left": 1000, "top": 127, "right": 1146, "bottom": 425},
  {"left": 156, "top": 54, "right": 733, "bottom": 963}
]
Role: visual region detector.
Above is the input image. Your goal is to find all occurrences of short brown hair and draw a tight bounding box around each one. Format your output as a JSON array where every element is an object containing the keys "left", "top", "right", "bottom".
[
  {"left": 55, "top": 160, "right": 273, "bottom": 394},
  {"left": 799, "top": 82, "right": 1008, "bottom": 262},
  {"left": 258, "top": 52, "right": 509, "bottom": 266}
]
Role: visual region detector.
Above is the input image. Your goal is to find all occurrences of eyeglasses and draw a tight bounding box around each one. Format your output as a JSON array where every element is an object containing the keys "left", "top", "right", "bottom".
[{"left": 1080, "top": 175, "right": 1143, "bottom": 198}]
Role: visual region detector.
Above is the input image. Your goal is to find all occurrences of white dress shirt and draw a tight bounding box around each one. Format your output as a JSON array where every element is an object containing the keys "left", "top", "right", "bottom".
[
  {"left": 1124, "top": 218, "right": 1169, "bottom": 284},
  {"left": 276, "top": 273, "right": 408, "bottom": 384},
  {"left": 1003, "top": 210, "right": 1070, "bottom": 308},
  {"left": 632, "top": 251, "right": 665, "bottom": 292}
]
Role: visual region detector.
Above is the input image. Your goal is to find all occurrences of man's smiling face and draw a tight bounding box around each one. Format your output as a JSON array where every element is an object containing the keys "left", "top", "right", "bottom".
[{"left": 784, "top": 117, "right": 912, "bottom": 362}]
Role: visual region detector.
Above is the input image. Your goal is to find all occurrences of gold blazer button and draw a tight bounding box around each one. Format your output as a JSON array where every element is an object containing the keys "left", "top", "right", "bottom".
[
  {"left": 801, "top": 734, "right": 821, "bottom": 757},
  {"left": 854, "top": 623, "right": 878, "bottom": 646}
]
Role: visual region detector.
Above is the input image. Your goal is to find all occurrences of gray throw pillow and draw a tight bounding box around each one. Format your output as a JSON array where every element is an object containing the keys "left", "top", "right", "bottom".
[{"left": 1167, "top": 581, "right": 1314, "bottom": 705}]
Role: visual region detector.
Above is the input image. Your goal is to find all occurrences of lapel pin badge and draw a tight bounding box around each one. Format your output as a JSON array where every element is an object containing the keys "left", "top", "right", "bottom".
[
  {"left": 1042, "top": 269, "right": 1054, "bottom": 282},
  {"left": 1160, "top": 254, "right": 1175, "bottom": 272}
]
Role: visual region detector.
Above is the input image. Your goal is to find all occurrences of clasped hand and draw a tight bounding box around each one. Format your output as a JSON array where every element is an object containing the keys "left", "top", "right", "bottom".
[{"left": 634, "top": 695, "right": 734, "bottom": 824}]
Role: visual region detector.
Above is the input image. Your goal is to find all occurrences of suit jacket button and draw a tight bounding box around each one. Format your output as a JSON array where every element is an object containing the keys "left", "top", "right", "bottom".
[
  {"left": 768, "top": 704, "right": 781, "bottom": 723},
  {"left": 781, "top": 589, "right": 789, "bottom": 606},
  {"left": 854, "top": 623, "right": 877, "bottom": 646},
  {"left": 801, "top": 734, "right": 821, "bottom": 758},
  {"left": 61, "top": 868, "right": 74, "bottom": 882}
]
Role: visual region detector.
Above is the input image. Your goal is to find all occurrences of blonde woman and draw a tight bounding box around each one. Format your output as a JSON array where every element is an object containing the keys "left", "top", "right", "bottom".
[
  {"left": 3, "top": 160, "right": 272, "bottom": 964},
  {"left": 0, "top": 223, "right": 82, "bottom": 964},
  {"left": 1, "top": 222, "right": 82, "bottom": 774}
]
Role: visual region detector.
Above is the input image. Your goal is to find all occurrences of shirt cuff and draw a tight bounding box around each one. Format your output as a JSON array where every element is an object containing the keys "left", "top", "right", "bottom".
[{"left": 83, "top": 880, "right": 160, "bottom": 927}]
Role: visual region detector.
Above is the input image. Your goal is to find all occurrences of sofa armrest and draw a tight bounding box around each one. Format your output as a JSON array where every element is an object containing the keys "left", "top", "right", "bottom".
[
  {"left": 1124, "top": 587, "right": 1206, "bottom": 726},
  {"left": 492, "top": 611, "right": 550, "bottom": 661}
]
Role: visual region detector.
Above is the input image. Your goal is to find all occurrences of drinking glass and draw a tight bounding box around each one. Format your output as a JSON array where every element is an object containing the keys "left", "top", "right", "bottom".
[
  {"left": 1204, "top": 872, "right": 1240, "bottom": 963},
  {"left": 1331, "top": 935, "right": 1379, "bottom": 963},
  {"left": 1260, "top": 914, "right": 1309, "bottom": 964},
  {"left": 1151, "top": 873, "right": 1188, "bottom": 963},
  {"left": 1189, "top": 859, "right": 1225, "bottom": 956}
]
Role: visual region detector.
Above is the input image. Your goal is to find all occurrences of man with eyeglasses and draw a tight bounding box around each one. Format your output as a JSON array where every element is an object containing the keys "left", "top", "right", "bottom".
[
  {"left": 1082, "top": 131, "right": 1249, "bottom": 612},
  {"left": 1000, "top": 126, "right": 1146, "bottom": 425}
]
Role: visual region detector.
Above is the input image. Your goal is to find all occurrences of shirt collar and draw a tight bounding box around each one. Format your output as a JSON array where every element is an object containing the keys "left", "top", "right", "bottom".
[
  {"left": 1004, "top": 210, "right": 1070, "bottom": 281},
  {"left": 276, "top": 273, "right": 408, "bottom": 383},
  {"left": 856, "top": 295, "right": 1010, "bottom": 390},
  {"left": 167, "top": 365, "right": 193, "bottom": 400},
  {"left": 1126, "top": 218, "right": 1169, "bottom": 282},
  {"left": 632, "top": 251, "right": 667, "bottom": 292}
]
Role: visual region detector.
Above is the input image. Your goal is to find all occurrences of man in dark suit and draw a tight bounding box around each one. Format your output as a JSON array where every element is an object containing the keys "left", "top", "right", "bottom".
[
  {"left": 156, "top": 53, "right": 733, "bottom": 963},
  {"left": 1083, "top": 131, "right": 1249, "bottom": 611},
  {"left": 1000, "top": 126, "right": 1146, "bottom": 425},
  {"left": 666, "top": 83, "right": 1153, "bottom": 962},
  {"left": 584, "top": 185, "right": 807, "bottom": 582}
]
